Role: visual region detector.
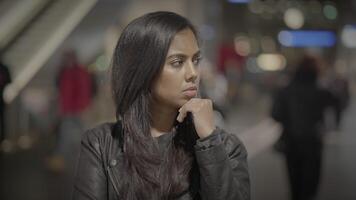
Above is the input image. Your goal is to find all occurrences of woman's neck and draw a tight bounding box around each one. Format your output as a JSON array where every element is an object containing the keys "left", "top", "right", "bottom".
[{"left": 150, "top": 103, "right": 177, "bottom": 138}]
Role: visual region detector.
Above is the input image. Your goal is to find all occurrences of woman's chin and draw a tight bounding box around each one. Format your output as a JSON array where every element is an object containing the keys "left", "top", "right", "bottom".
[{"left": 166, "top": 96, "right": 195, "bottom": 109}]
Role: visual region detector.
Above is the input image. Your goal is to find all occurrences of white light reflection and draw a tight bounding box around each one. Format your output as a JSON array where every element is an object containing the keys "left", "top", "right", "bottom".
[
  {"left": 284, "top": 8, "right": 304, "bottom": 29},
  {"left": 278, "top": 31, "right": 293, "bottom": 47},
  {"left": 341, "top": 25, "right": 356, "bottom": 48},
  {"left": 257, "top": 54, "right": 286, "bottom": 71},
  {"left": 323, "top": 3, "right": 338, "bottom": 20},
  {"left": 228, "top": 0, "right": 250, "bottom": 4},
  {"left": 234, "top": 36, "right": 251, "bottom": 56}
]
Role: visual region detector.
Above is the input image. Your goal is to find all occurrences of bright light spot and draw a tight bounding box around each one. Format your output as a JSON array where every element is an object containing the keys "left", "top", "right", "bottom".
[
  {"left": 278, "top": 31, "right": 293, "bottom": 47},
  {"left": 284, "top": 8, "right": 304, "bottom": 29},
  {"left": 228, "top": 0, "right": 250, "bottom": 4},
  {"left": 323, "top": 4, "right": 338, "bottom": 20},
  {"left": 278, "top": 30, "right": 336, "bottom": 47},
  {"left": 341, "top": 25, "right": 356, "bottom": 48},
  {"left": 95, "top": 55, "right": 109, "bottom": 71},
  {"left": 257, "top": 54, "right": 286, "bottom": 71},
  {"left": 234, "top": 36, "right": 251, "bottom": 56}
]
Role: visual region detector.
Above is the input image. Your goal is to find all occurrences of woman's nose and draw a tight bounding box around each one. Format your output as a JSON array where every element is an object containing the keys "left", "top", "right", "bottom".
[{"left": 185, "top": 62, "right": 198, "bottom": 82}]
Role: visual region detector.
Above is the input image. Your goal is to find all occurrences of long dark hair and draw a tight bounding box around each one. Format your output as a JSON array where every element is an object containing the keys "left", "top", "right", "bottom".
[{"left": 111, "top": 11, "right": 200, "bottom": 199}]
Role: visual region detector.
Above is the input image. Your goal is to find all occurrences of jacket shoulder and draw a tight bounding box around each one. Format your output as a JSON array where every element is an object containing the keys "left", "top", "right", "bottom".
[
  {"left": 81, "top": 122, "right": 116, "bottom": 153},
  {"left": 220, "top": 129, "right": 248, "bottom": 158},
  {"left": 84, "top": 122, "right": 115, "bottom": 140}
]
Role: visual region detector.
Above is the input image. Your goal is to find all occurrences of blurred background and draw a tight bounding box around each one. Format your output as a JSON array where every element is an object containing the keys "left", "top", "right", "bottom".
[{"left": 0, "top": 0, "right": 355, "bottom": 199}]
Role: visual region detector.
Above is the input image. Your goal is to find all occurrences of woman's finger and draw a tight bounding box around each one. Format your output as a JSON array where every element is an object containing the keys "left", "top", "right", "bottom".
[
  {"left": 177, "top": 107, "right": 187, "bottom": 122},
  {"left": 176, "top": 101, "right": 194, "bottom": 122}
]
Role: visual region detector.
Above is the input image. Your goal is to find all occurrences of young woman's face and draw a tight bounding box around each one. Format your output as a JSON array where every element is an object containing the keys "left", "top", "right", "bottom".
[{"left": 152, "top": 28, "right": 201, "bottom": 109}]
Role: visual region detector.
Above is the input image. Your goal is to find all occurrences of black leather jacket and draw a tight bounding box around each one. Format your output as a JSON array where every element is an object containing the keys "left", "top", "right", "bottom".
[{"left": 72, "top": 123, "right": 250, "bottom": 200}]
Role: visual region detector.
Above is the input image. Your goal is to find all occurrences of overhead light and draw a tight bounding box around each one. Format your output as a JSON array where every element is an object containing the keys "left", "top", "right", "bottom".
[
  {"left": 323, "top": 4, "right": 338, "bottom": 20},
  {"left": 341, "top": 25, "right": 356, "bottom": 48},
  {"left": 234, "top": 36, "right": 251, "bottom": 56},
  {"left": 278, "top": 30, "right": 336, "bottom": 47},
  {"left": 257, "top": 54, "right": 286, "bottom": 71},
  {"left": 284, "top": 8, "right": 304, "bottom": 29},
  {"left": 228, "top": 0, "right": 250, "bottom": 4}
]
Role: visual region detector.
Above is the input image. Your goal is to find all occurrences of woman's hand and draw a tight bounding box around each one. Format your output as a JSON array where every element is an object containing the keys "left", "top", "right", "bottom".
[{"left": 176, "top": 98, "right": 216, "bottom": 138}]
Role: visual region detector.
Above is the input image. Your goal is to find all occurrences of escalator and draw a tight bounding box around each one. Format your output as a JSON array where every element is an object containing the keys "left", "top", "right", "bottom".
[{"left": 0, "top": 0, "right": 98, "bottom": 104}]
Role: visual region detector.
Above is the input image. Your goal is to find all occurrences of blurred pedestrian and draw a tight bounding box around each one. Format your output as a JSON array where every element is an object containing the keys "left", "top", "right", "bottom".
[
  {"left": 328, "top": 73, "right": 350, "bottom": 130},
  {"left": 217, "top": 42, "right": 245, "bottom": 104},
  {"left": 47, "top": 50, "right": 93, "bottom": 172},
  {"left": 271, "top": 55, "right": 338, "bottom": 200},
  {"left": 0, "top": 58, "right": 11, "bottom": 143},
  {"left": 72, "top": 11, "right": 250, "bottom": 200}
]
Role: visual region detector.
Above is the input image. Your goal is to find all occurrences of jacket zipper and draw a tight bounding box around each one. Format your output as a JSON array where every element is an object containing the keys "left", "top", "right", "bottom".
[{"left": 107, "top": 166, "right": 121, "bottom": 197}]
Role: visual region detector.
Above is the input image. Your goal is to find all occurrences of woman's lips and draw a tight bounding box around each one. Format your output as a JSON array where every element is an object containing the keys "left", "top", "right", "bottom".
[{"left": 182, "top": 88, "right": 197, "bottom": 98}]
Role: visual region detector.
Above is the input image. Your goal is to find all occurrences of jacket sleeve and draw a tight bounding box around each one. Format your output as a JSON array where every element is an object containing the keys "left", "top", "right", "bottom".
[
  {"left": 195, "top": 128, "right": 250, "bottom": 200},
  {"left": 72, "top": 130, "right": 108, "bottom": 200}
]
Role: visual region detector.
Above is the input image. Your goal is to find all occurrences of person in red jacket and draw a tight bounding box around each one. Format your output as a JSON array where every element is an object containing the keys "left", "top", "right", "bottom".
[
  {"left": 48, "top": 50, "right": 93, "bottom": 172},
  {"left": 58, "top": 50, "right": 92, "bottom": 116}
]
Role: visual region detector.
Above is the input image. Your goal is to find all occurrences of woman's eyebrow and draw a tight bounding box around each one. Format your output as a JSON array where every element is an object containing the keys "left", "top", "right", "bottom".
[
  {"left": 166, "top": 53, "right": 186, "bottom": 59},
  {"left": 167, "top": 50, "right": 201, "bottom": 59},
  {"left": 192, "top": 51, "right": 201, "bottom": 58}
]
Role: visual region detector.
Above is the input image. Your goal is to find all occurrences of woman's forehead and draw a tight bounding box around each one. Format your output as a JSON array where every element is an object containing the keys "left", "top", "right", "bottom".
[{"left": 166, "top": 29, "right": 199, "bottom": 57}]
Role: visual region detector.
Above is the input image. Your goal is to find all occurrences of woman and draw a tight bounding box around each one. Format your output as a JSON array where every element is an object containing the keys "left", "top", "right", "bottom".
[{"left": 73, "top": 11, "right": 250, "bottom": 200}]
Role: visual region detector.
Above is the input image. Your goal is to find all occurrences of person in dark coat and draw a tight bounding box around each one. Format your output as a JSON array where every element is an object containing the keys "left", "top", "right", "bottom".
[
  {"left": 328, "top": 73, "right": 350, "bottom": 129},
  {"left": 0, "top": 59, "right": 11, "bottom": 142},
  {"left": 271, "top": 56, "right": 338, "bottom": 200},
  {"left": 72, "top": 11, "right": 250, "bottom": 200}
]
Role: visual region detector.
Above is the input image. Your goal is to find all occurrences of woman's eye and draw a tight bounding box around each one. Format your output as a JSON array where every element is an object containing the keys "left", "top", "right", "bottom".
[
  {"left": 193, "top": 57, "right": 202, "bottom": 66},
  {"left": 171, "top": 60, "right": 184, "bottom": 68}
]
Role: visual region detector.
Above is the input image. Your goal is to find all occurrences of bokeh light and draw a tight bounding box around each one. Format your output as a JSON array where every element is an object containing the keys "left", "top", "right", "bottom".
[
  {"left": 323, "top": 3, "right": 338, "bottom": 20},
  {"left": 341, "top": 25, "right": 356, "bottom": 48},
  {"left": 227, "top": 0, "right": 250, "bottom": 4},
  {"left": 278, "top": 30, "right": 336, "bottom": 47},
  {"left": 284, "top": 8, "right": 304, "bottom": 29},
  {"left": 234, "top": 35, "right": 251, "bottom": 56},
  {"left": 257, "top": 53, "right": 287, "bottom": 71}
]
